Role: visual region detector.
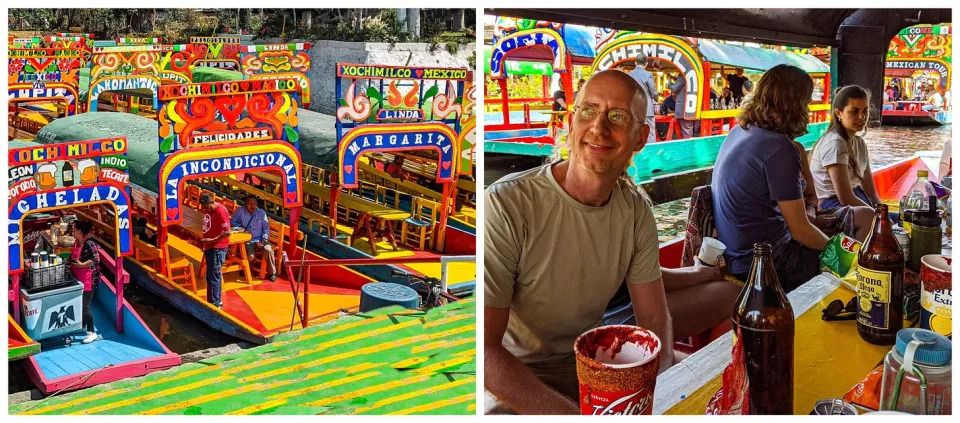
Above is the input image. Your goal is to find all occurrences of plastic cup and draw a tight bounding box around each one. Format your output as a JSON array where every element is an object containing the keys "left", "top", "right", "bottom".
[
  {"left": 699, "top": 237, "right": 726, "bottom": 266},
  {"left": 574, "top": 325, "right": 661, "bottom": 415}
]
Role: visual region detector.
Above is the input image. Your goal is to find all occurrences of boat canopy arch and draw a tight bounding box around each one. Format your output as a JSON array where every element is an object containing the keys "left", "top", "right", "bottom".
[{"left": 8, "top": 138, "right": 133, "bottom": 275}]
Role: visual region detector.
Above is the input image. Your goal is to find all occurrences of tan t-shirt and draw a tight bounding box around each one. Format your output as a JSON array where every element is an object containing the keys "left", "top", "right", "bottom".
[
  {"left": 810, "top": 131, "right": 870, "bottom": 200},
  {"left": 484, "top": 163, "right": 662, "bottom": 364}
]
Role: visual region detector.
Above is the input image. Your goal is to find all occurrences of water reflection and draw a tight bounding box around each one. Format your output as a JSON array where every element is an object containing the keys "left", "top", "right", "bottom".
[{"left": 864, "top": 124, "right": 950, "bottom": 168}]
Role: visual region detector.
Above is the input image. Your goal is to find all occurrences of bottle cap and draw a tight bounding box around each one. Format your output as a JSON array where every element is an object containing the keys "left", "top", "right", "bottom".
[
  {"left": 895, "top": 329, "right": 951, "bottom": 366},
  {"left": 917, "top": 170, "right": 928, "bottom": 178}
]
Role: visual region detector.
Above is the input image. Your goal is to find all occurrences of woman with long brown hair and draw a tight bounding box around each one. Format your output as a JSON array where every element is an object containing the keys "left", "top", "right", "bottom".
[
  {"left": 809, "top": 85, "right": 886, "bottom": 212},
  {"left": 711, "top": 64, "right": 832, "bottom": 292}
]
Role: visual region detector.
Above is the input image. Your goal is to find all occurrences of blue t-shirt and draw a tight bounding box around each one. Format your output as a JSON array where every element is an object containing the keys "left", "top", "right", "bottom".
[{"left": 712, "top": 125, "right": 804, "bottom": 275}]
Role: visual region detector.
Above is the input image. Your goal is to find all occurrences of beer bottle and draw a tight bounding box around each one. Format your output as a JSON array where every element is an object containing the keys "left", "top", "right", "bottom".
[
  {"left": 732, "top": 243, "right": 795, "bottom": 414},
  {"left": 856, "top": 204, "right": 905, "bottom": 345},
  {"left": 62, "top": 160, "right": 74, "bottom": 187}
]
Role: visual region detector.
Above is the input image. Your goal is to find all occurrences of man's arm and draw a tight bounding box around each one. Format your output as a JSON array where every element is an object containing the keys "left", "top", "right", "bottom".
[
  {"left": 627, "top": 279, "right": 674, "bottom": 371},
  {"left": 484, "top": 307, "right": 579, "bottom": 414},
  {"left": 230, "top": 209, "right": 242, "bottom": 227},
  {"left": 259, "top": 210, "right": 270, "bottom": 243},
  {"left": 779, "top": 198, "right": 830, "bottom": 250},
  {"left": 660, "top": 261, "right": 721, "bottom": 291}
]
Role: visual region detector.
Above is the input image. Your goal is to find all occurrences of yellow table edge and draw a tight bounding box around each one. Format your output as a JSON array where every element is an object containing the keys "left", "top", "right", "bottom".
[{"left": 654, "top": 273, "right": 889, "bottom": 415}]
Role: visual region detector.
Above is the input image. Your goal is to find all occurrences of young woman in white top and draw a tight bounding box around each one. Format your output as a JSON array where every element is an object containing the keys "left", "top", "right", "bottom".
[{"left": 809, "top": 85, "right": 890, "bottom": 220}]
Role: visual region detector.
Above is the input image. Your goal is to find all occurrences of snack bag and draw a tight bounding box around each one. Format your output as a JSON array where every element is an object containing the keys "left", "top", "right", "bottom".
[
  {"left": 843, "top": 365, "right": 884, "bottom": 411},
  {"left": 820, "top": 234, "right": 861, "bottom": 281},
  {"left": 705, "top": 327, "right": 749, "bottom": 415}
]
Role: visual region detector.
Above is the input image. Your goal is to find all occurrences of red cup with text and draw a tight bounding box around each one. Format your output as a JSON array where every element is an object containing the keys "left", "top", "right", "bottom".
[{"left": 574, "top": 325, "right": 661, "bottom": 415}]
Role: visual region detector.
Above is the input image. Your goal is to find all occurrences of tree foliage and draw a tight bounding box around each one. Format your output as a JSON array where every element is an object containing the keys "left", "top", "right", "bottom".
[{"left": 9, "top": 8, "right": 475, "bottom": 45}]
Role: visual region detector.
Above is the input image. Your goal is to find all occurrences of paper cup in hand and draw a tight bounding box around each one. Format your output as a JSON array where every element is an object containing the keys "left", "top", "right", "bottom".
[
  {"left": 574, "top": 325, "right": 661, "bottom": 415},
  {"left": 699, "top": 237, "right": 726, "bottom": 267}
]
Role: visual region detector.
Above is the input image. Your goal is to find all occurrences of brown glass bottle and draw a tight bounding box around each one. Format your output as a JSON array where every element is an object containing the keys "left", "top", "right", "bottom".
[
  {"left": 731, "top": 243, "right": 795, "bottom": 415},
  {"left": 856, "top": 204, "right": 905, "bottom": 345}
]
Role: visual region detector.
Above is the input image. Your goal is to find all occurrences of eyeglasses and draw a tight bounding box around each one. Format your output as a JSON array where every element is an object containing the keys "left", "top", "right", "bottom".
[
  {"left": 573, "top": 104, "right": 635, "bottom": 128},
  {"left": 821, "top": 297, "right": 858, "bottom": 322}
]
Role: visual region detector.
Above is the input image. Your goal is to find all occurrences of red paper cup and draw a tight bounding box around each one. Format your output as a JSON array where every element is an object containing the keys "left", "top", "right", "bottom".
[{"left": 574, "top": 325, "right": 661, "bottom": 415}]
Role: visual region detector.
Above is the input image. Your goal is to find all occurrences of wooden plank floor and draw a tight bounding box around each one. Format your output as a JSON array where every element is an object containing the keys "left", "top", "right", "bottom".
[
  {"left": 12, "top": 299, "right": 476, "bottom": 415},
  {"left": 30, "top": 293, "right": 168, "bottom": 379}
]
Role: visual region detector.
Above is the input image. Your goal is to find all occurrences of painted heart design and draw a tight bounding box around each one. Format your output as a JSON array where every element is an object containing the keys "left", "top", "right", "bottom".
[
  {"left": 414, "top": 69, "right": 424, "bottom": 78},
  {"left": 166, "top": 208, "right": 179, "bottom": 221},
  {"left": 343, "top": 165, "right": 354, "bottom": 174},
  {"left": 286, "top": 192, "right": 298, "bottom": 203},
  {"left": 216, "top": 95, "right": 247, "bottom": 126},
  {"left": 441, "top": 161, "right": 451, "bottom": 170}
]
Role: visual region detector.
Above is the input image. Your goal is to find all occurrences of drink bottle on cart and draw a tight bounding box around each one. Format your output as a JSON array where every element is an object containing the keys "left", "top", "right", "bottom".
[
  {"left": 857, "top": 204, "right": 905, "bottom": 345},
  {"left": 732, "top": 243, "right": 795, "bottom": 414}
]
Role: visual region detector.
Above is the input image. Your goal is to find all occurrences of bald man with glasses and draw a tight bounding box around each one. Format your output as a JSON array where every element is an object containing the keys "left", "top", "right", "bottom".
[{"left": 484, "top": 71, "right": 675, "bottom": 414}]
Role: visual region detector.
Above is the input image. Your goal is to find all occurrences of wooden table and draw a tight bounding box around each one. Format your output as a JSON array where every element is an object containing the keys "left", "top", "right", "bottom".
[
  {"left": 253, "top": 171, "right": 411, "bottom": 255},
  {"left": 180, "top": 206, "right": 254, "bottom": 285},
  {"left": 653, "top": 274, "right": 892, "bottom": 414}
]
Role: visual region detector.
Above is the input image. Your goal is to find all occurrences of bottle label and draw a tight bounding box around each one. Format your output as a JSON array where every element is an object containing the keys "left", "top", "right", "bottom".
[
  {"left": 857, "top": 267, "right": 893, "bottom": 329},
  {"left": 920, "top": 288, "right": 952, "bottom": 337}
]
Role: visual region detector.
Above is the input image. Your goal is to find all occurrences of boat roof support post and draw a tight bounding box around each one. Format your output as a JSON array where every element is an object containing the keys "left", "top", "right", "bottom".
[
  {"left": 116, "top": 256, "right": 124, "bottom": 333},
  {"left": 329, "top": 172, "right": 340, "bottom": 240},
  {"left": 562, "top": 54, "right": 573, "bottom": 127},
  {"left": 11, "top": 274, "right": 21, "bottom": 324},
  {"left": 499, "top": 78, "right": 509, "bottom": 125},
  {"left": 436, "top": 181, "right": 453, "bottom": 252}
]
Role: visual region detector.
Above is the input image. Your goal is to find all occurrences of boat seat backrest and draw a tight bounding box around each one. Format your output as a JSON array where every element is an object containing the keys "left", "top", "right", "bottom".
[{"left": 681, "top": 185, "right": 722, "bottom": 268}]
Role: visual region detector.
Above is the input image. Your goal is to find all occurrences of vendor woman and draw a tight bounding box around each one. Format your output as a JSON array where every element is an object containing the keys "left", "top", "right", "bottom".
[{"left": 71, "top": 220, "right": 101, "bottom": 344}]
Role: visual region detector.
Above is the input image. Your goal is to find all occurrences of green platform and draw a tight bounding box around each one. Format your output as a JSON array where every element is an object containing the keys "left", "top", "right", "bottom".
[{"left": 11, "top": 299, "right": 476, "bottom": 415}]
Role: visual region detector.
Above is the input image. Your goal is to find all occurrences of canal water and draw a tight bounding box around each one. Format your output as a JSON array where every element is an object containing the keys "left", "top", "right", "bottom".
[{"left": 484, "top": 124, "right": 952, "bottom": 188}]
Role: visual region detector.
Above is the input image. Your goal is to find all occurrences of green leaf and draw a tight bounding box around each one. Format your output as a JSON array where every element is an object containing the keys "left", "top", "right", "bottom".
[
  {"left": 338, "top": 98, "right": 347, "bottom": 107},
  {"left": 160, "top": 135, "right": 175, "bottom": 153},
  {"left": 284, "top": 125, "right": 299, "bottom": 143},
  {"left": 366, "top": 86, "right": 382, "bottom": 102},
  {"left": 423, "top": 85, "right": 439, "bottom": 101}
]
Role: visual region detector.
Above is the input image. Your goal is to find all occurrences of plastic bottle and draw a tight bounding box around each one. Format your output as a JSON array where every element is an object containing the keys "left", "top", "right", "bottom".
[{"left": 902, "top": 170, "right": 937, "bottom": 233}]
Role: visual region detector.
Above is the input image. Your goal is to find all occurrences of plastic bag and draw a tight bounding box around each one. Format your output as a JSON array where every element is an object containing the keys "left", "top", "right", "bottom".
[{"left": 705, "top": 327, "right": 749, "bottom": 415}]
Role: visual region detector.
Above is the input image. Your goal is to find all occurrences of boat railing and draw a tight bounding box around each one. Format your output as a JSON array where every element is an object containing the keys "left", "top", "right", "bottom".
[{"left": 279, "top": 252, "right": 476, "bottom": 327}]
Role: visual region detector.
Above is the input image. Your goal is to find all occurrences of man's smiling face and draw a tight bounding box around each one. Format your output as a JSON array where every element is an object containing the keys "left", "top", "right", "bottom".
[{"left": 567, "top": 71, "right": 648, "bottom": 177}]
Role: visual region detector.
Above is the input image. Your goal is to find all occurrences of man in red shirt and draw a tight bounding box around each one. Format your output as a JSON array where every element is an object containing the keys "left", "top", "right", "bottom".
[{"left": 200, "top": 194, "right": 231, "bottom": 308}]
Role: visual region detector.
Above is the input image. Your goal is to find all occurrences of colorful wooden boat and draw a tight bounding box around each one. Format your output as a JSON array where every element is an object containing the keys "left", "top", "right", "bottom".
[
  {"left": 8, "top": 315, "right": 40, "bottom": 361},
  {"left": 484, "top": 18, "right": 833, "bottom": 160},
  {"left": 882, "top": 24, "right": 951, "bottom": 127},
  {"left": 8, "top": 45, "right": 84, "bottom": 139},
  {"left": 881, "top": 104, "right": 952, "bottom": 126},
  {"left": 8, "top": 138, "right": 180, "bottom": 394}
]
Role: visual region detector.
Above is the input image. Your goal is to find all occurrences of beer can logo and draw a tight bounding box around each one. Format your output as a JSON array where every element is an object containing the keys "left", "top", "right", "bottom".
[
  {"left": 77, "top": 159, "right": 99, "bottom": 185},
  {"left": 35, "top": 163, "right": 58, "bottom": 190},
  {"left": 581, "top": 386, "right": 653, "bottom": 415},
  {"left": 575, "top": 326, "right": 661, "bottom": 416}
]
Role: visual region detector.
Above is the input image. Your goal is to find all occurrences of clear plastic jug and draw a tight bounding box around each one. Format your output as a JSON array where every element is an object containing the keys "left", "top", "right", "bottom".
[
  {"left": 902, "top": 170, "right": 937, "bottom": 231},
  {"left": 879, "top": 329, "right": 952, "bottom": 415}
]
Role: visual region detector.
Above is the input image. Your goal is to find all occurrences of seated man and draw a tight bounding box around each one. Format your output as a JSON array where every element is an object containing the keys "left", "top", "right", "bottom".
[
  {"left": 132, "top": 217, "right": 158, "bottom": 246},
  {"left": 231, "top": 194, "right": 276, "bottom": 281},
  {"left": 485, "top": 71, "right": 739, "bottom": 415},
  {"left": 385, "top": 156, "right": 412, "bottom": 181},
  {"left": 922, "top": 87, "right": 945, "bottom": 112}
]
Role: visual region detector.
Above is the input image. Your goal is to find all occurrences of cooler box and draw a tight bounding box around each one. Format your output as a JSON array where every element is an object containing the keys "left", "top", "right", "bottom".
[{"left": 20, "top": 281, "right": 84, "bottom": 341}]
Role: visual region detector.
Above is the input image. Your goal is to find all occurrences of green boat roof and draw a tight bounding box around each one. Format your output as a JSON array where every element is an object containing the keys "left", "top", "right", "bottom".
[
  {"left": 32, "top": 108, "right": 338, "bottom": 194},
  {"left": 696, "top": 40, "right": 829, "bottom": 73},
  {"left": 483, "top": 45, "right": 554, "bottom": 76}
]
